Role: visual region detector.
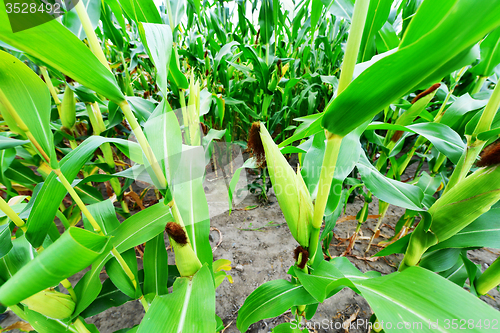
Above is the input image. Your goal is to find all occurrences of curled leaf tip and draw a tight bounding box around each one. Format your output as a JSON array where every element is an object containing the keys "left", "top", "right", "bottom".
[{"left": 476, "top": 141, "right": 500, "bottom": 167}]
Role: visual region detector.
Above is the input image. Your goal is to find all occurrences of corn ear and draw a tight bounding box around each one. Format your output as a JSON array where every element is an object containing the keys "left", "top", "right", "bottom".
[
  {"left": 476, "top": 256, "right": 500, "bottom": 295},
  {"left": 403, "top": 164, "right": 500, "bottom": 269},
  {"left": 165, "top": 220, "right": 202, "bottom": 277},
  {"left": 259, "top": 123, "right": 313, "bottom": 247},
  {"left": 60, "top": 87, "right": 76, "bottom": 130},
  {"left": 169, "top": 237, "right": 203, "bottom": 277},
  {"left": 21, "top": 289, "right": 75, "bottom": 319},
  {"left": 428, "top": 165, "right": 500, "bottom": 242}
]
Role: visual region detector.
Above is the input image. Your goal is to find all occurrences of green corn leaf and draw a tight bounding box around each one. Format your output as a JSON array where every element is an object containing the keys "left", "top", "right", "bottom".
[
  {"left": 358, "top": 0, "right": 392, "bottom": 62},
  {"left": 399, "top": 0, "right": 454, "bottom": 48},
  {"left": 26, "top": 136, "right": 140, "bottom": 247},
  {"left": 169, "top": 53, "right": 189, "bottom": 91},
  {"left": 101, "top": 2, "right": 125, "bottom": 50},
  {"left": 143, "top": 95, "right": 182, "bottom": 190},
  {"left": 366, "top": 122, "right": 466, "bottom": 164},
  {"left": 355, "top": 266, "right": 500, "bottom": 332},
  {"left": 461, "top": 252, "right": 482, "bottom": 295},
  {"left": 240, "top": 45, "right": 270, "bottom": 92},
  {"left": 477, "top": 127, "right": 500, "bottom": 142},
  {"left": 357, "top": 152, "right": 425, "bottom": 211},
  {"left": 322, "top": 0, "right": 500, "bottom": 137},
  {"left": 428, "top": 208, "right": 500, "bottom": 251},
  {"left": 236, "top": 279, "right": 317, "bottom": 332},
  {"left": 471, "top": 26, "right": 500, "bottom": 77},
  {"left": 207, "top": 10, "right": 225, "bottom": 45},
  {"left": 0, "top": 51, "right": 57, "bottom": 168},
  {"left": 105, "top": 0, "right": 127, "bottom": 31},
  {"left": 0, "top": 224, "right": 12, "bottom": 259},
  {"left": 419, "top": 248, "right": 463, "bottom": 273},
  {"left": 126, "top": 96, "right": 155, "bottom": 123},
  {"left": 106, "top": 248, "right": 140, "bottom": 299},
  {"left": 0, "top": 234, "right": 35, "bottom": 282},
  {"left": 75, "top": 184, "right": 104, "bottom": 205},
  {"left": 139, "top": 23, "right": 173, "bottom": 96},
  {"left": 324, "top": 0, "right": 354, "bottom": 21},
  {"left": 374, "top": 234, "right": 411, "bottom": 257},
  {"left": 311, "top": 0, "right": 323, "bottom": 31},
  {"left": 73, "top": 202, "right": 173, "bottom": 318},
  {"left": 440, "top": 93, "right": 489, "bottom": 128},
  {"left": 82, "top": 267, "right": 175, "bottom": 319},
  {"left": 375, "top": 22, "right": 399, "bottom": 53},
  {"left": 0, "top": 2, "right": 125, "bottom": 104},
  {"left": 213, "top": 41, "right": 239, "bottom": 76},
  {"left": 4, "top": 159, "right": 43, "bottom": 191},
  {"left": 228, "top": 158, "right": 257, "bottom": 213},
  {"left": 84, "top": 201, "right": 141, "bottom": 299},
  {"left": 297, "top": 258, "right": 500, "bottom": 331},
  {"left": 80, "top": 276, "right": 134, "bottom": 319},
  {"left": 143, "top": 233, "right": 168, "bottom": 297},
  {"left": 83, "top": 200, "right": 121, "bottom": 235},
  {"left": 278, "top": 114, "right": 323, "bottom": 148},
  {"left": 171, "top": 144, "right": 213, "bottom": 267},
  {"left": 25, "top": 309, "right": 78, "bottom": 333},
  {"left": 293, "top": 263, "right": 356, "bottom": 303},
  {"left": 438, "top": 253, "right": 469, "bottom": 287},
  {"left": 0, "top": 98, "right": 25, "bottom": 137},
  {"left": 236, "top": 0, "right": 248, "bottom": 37},
  {"left": 415, "top": 171, "right": 442, "bottom": 197},
  {"left": 0, "top": 136, "right": 29, "bottom": 150},
  {"left": 258, "top": 0, "right": 274, "bottom": 44},
  {"left": 429, "top": 165, "right": 500, "bottom": 242},
  {"left": 137, "top": 264, "right": 216, "bottom": 333},
  {"left": 394, "top": 91, "right": 437, "bottom": 126},
  {"left": 301, "top": 132, "right": 328, "bottom": 197},
  {"left": 0, "top": 227, "right": 110, "bottom": 306},
  {"left": 116, "top": 0, "right": 162, "bottom": 24},
  {"left": 0, "top": 147, "right": 16, "bottom": 194},
  {"left": 169, "top": 0, "right": 187, "bottom": 29},
  {"left": 62, "top": 0, "right": 101, "bottom": 40}
]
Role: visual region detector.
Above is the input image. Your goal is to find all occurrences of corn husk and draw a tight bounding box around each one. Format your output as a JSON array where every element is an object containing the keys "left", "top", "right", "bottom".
[
  {"left": 429, "top": 165, "right": 500, "bottom": 242},
  {"left": 168, "top": 210, "right": 202, "bottom": 277},
  {"left": 170, "top": 237, "right": 202, "bottom": 277},
  {"left": 60, "top": 87, "right": 76, "bottom": 130},
  {"left": 403, "top": 164, "right": 500, "bottom": 268},
  {"left": 259, "top": 123, "right": 313, "bottom": 247},
  {"left": 21, "top": 289, "right": 75, "bottom": 319},
  {"left": 476, "top": 256, "right": 500, "bottom": 295}
]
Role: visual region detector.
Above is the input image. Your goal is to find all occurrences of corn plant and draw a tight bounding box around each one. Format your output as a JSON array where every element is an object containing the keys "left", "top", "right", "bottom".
[
  {"left": 0, "top": 0, "right": 500, "bottom": 332},
  {"left": 237, "top": 0, "right": 500, "bottom": 331}
]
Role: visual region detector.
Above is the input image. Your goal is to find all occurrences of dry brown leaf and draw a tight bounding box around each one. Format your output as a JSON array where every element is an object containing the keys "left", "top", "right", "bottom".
[
  {"left": 336, "top": 215, "right": 381, "bottom": 223},
  {"left": 2, "top": 321, "right": 34, "bottom": 332},
  {"left": 125, "top": 191, "right": 146, "bottom": 210},
  {"left": 342, "top": 307, "right": 360, "bottom": 333}
]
